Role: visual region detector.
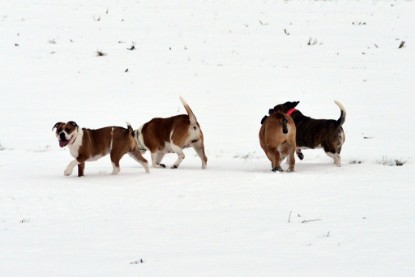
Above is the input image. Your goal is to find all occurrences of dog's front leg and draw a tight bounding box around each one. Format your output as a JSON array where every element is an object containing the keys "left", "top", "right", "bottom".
[
  {"left": 287, "top": 151, "right": 295, "bottom": 172},
  {"left": 64, "top": 159, "right": 79, "bottom": 176},
  {"left": 78, "top": 162, "right": 85, "bottom": 177}
]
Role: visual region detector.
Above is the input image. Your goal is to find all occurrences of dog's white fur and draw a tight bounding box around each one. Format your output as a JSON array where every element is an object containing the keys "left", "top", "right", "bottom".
[
  {"left": 134, "top": 97, "right": 207, "bottom": 169},
  {"left": 54, "top": 122, "right": 149, "bottom": 176}
]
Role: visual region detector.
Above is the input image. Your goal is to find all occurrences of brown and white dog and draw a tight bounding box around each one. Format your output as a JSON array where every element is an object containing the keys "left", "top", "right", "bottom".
[
  {"left": 259, "top": 111, "right": 296, "bottom": 172},
  {"left": 134, "top": 97, "right": 207, "bottom": 169},
  {"left": 267, "top": 100, "right": 346, "bottom": 166},
  {"left": 53, "top": 121, "right": 150, "bottom": 176}
]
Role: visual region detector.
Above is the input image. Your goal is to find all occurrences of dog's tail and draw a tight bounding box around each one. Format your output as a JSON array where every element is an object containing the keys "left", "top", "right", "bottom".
[
  {"left": 281, "top": 115, "right": 289, "bottom": 134},
  {"left": 126, "top": 121, "right": 134, "bottom": 137},
  {"left": 334, "top": 100, "right": 346, "bottom": 127},
  {"left": 180, "top": 97, "right": 198, "bottom": 125}
]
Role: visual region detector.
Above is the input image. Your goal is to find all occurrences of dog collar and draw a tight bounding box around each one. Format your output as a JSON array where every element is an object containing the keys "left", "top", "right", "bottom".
[{"left": 287, "top": 108, "right": 296, "bottom": 116}]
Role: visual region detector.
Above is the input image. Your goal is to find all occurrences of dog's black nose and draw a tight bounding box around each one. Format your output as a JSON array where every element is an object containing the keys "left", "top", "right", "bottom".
[{"left": 59, "top": 132, "right": 66, "bottom": 140}]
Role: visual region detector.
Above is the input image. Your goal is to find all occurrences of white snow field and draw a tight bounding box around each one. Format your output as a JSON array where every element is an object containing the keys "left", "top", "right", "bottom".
[{"left": 1, "top": 0, "right": 414, "bottom": 276}]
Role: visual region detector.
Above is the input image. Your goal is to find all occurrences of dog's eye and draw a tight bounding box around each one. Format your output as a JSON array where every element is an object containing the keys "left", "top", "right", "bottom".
[
  {"left": 64, "top": 128, "right": 71, "bottom": 133},
  {"left": 57, "top": 128, "right": 62, "bottom": 133}
]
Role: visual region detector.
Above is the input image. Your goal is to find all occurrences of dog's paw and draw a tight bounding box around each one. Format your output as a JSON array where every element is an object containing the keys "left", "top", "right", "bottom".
[
  {"left": 272, "top": 166, "right": 283, "bottom": 172},
  {"left": 64, "top": 169, "right": 73, "bottom": 176},
  {"left": 111, "top": 168, "right": 120, "bottom": 175},
  {"left": 171, "top": 165, "right": 178, "bottom": 169},
  {"left": 296, "top": 151, "right": 304, "bottom": 160},
  {"left": 152, "top": 163, "right": 166, "bottom": 168}
]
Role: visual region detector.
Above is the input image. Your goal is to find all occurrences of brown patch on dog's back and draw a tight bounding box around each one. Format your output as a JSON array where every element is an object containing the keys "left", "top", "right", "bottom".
[
  {"left": 78, "top": 127, "right": 113, "bottom": 158},
  {"left": 141, "top": 115, "right": 190, "bottom": 152}
]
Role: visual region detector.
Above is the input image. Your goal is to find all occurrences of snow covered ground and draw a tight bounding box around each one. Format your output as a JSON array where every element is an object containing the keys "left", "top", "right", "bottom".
[{"left": 1, "top": 0, "right": 414, "bottom": 276}]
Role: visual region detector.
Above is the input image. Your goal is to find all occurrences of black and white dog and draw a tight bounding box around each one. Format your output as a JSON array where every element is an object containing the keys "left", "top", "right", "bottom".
[{"left": 263, "top": 101, "right": 346, "bottom": 166}]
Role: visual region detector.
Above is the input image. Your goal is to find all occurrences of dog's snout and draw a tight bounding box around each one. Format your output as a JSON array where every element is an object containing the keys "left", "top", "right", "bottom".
[{"left": 59, "top": 132, "right": 66, "bottom": 140}]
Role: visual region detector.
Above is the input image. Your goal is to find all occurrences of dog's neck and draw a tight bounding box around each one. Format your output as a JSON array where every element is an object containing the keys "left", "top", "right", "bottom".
[
  {"left": 69, "top": 128, "right": 81, "bottom": 145},
  {"left": 287, "top": 108, "right": 296, "bottom": 116},
  {"left": 134, "top": 128, "right": 147, "bottom": 151}
]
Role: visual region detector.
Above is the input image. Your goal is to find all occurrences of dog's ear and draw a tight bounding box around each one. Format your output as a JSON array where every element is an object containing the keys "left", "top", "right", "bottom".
[
  {"left": 292, "top": 101, "right": 300, "bottom": 107},
  {"left": 68, "top": 121, "right": 78, "bottom": 129},
  {"left": 268, "top": 108, "right": 274, "bottom": 115},
  {"left": 52, "top": 122, "right": 64, "bottom": 131}
]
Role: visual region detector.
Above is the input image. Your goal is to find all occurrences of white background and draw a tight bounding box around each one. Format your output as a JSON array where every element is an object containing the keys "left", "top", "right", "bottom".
[{"left": 1, "top": 1, "right": 414, "bottom": 276}]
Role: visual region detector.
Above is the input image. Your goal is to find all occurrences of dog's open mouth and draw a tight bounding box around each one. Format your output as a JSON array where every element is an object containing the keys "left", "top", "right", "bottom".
[{"left": 59, "top": 139, "right": 70, "bottom": 148}]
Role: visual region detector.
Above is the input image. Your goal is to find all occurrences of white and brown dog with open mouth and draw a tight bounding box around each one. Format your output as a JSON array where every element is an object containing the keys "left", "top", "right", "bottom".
[
  {"left": 134, "top": 97, "right": 208, "bottom": 169},
  {"left": 53, "top": 121, "right": 149, "bottom": 176}
]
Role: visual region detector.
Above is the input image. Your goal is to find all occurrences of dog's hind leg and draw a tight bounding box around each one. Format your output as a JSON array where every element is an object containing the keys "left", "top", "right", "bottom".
[
  {"left": 150, "top": 152, "right": 166, "bottom": 168},
  {"left": 266, "top": 147, "right": 282, "bottom": 172},
  {"left": 324, "top": 149, "right": 341, "bottom": 167},
  {"left": 272, "top": 166, "right": 283, "bottom": 172},
  {"left": 155, "top": 152, "right": 166, "bottom": 168},
  {"left": 110, "top": 152, "right": 124, "bottom": 175},
  {"left": 128, "top": 150, "right": 150, "bottom": 173},
  {"left": 171, "top": 143, "right": 185, "bottom": 169},
  {"left": 192, "top": 143, "right": 208, "bottom": 169},
  {"left": 326, "top": 152, "right": 341, "bottom": 166},
  {"left": 286, "top": 151, "right": 296, "bottom": 172},
  {"left": 326, "top": 152, "right": 342, "bottom": 167}
]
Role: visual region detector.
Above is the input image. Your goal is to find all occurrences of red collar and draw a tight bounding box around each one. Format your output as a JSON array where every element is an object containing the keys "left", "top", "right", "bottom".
[{"left": 287, "top": 108, "right": 296, "bottom": 116}]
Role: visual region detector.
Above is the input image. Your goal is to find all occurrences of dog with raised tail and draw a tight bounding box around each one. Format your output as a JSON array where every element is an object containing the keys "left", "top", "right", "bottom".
[
  {"left": 134, "top": 97, "right": 208, "bottom": 169},
  {"left": 53, "top": 121, "right": 150, "bottom": 176},
  {"left": 267, "top": 100, "right": 346, "bottom": 166},
  {"left": 259, "top": 111, "right": 296, "bottom": 172}
]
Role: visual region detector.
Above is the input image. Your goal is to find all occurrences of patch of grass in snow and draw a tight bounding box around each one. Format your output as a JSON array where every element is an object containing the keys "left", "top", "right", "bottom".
[
  {"left": 130, "top": 259, "right": 144, "bottom": 264},
  {"left": 28, "top": 145, "right": 51, "bottom": 153},
  {"left": 233, "top": 152, "right": 256, "bottom": 160},
  {"left": 96, "top": 50, "right": 106, "bottom": 56},
  {"left": 378, "top": 156, "right": 406, "bottom": 166}
]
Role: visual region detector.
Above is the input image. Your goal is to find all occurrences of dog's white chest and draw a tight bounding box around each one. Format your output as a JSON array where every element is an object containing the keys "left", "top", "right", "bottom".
[{"left": 68, "top": 129, "right": 83, "bottom": 158}]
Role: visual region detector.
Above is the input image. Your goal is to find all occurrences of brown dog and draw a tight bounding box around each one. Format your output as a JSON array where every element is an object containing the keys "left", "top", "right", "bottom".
[
  {"left": 268, "top": 100, "right": 346, "bottom": 166},
  {"left": 259, "top": 111, "right": 296, "bottom": 172},
  {"left": 134, "top": 97, "right": 207, "bottom": 169},
  {"left": 53, "top": 121, "right": 150, "bottom": 176}
]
